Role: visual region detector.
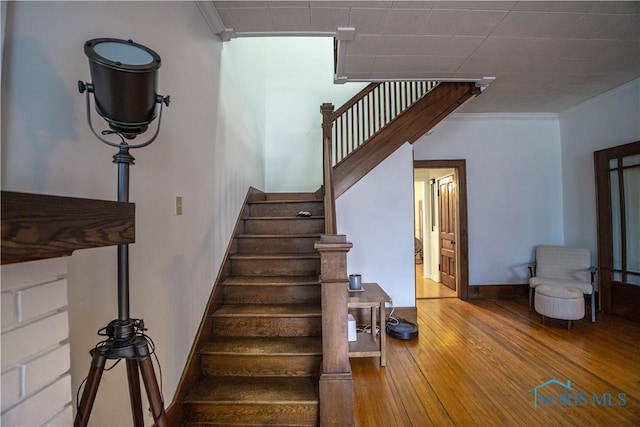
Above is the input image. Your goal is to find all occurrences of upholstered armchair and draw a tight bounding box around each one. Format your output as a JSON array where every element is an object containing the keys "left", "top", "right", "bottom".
[{"left": 528, "top": 245, "right": 597, "bottom": 322}]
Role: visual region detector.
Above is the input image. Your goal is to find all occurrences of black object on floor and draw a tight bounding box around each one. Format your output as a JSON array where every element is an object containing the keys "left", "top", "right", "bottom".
[{"left": 386, "top": 319, "right": 419, "bottom": 340}]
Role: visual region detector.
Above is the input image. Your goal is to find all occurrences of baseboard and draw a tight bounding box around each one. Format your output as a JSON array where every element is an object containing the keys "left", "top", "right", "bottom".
[{"left": 468, "top": 284, "right": 528, "bottom": 299}]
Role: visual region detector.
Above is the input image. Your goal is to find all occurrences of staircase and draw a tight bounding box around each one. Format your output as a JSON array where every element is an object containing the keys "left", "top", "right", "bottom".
[
  {"left": 170, "top": 79, "right": 480, "bottom": 426},
  {"left": 181, "top": 192, "right": 324, "bottom": 426}
]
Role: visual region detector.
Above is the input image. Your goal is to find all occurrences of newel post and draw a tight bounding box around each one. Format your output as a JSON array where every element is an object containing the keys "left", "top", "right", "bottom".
[
  {"left": 320, "top": 103, "right": 337, "bottom": 235},
  {"left": 314, "top": 234, "right": 354, "bottom": 426}
]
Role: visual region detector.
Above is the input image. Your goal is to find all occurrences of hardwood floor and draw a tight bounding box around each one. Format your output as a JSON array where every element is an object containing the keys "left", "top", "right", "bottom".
[
  {"left": 415, "top": 264, "right": 457, "bottom": 299},
  {"left": 351, "top": 298, "right": 640, "bottom": 426}
]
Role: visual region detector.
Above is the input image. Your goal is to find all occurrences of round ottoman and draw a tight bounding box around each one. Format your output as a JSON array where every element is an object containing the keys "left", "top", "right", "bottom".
[{"left": 534, "top": 285, "right": 584, "bottom": 329}]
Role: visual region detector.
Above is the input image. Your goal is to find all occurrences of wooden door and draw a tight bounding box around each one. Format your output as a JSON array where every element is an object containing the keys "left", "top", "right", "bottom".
[{"left": 438, "top": 175, "right": 456, "bottom": 291}]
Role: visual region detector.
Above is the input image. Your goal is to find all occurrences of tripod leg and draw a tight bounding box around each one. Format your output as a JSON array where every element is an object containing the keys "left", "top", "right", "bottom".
[
  {"left": 134, "top": 339, "right": 167, "bottom": 427},
  {"left": 126, "top": 358, "right": 145, "bottom": 426},
  {"left": 74, "top": 350, "right": 107, "bottom": 427}
]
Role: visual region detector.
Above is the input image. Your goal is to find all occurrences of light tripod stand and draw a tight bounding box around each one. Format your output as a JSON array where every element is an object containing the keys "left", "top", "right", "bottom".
[{"left": 74, "top": 38, "right": 170, "bottom": 427}]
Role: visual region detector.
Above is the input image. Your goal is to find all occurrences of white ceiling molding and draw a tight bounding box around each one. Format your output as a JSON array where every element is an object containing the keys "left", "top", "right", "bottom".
[
  {"left": 334, "top": 27, "right": 356, "bottom": 84},
  {"left": 196, "top": 1, "right": 234, "bottom": 41},
  {"left": 232, "top": 31, "right": 335, "bottom": 38},
  {"left": 336, "top": 27, "right": 355, "bottom": 42},
  {"left": 475, "top": 77, "right": 496, "bottom": 92}
]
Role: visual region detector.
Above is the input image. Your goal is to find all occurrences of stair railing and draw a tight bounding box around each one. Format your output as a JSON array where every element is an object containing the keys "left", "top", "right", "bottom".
[
  {"left": 330, "top": 80, "right": 439, "bottom": 166},
  {"left": 316, "top": 80, "right": 439, "bottom": 426}
]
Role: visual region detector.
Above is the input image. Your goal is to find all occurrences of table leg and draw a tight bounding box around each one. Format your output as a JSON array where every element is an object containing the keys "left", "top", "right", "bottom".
[{"left": 380, "top": 303, "right": 386, "bottom": 366}]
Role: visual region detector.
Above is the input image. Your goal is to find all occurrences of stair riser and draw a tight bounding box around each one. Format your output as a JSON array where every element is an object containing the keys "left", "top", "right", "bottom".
[
  {"left": 231, "top": 259, "right": 320, "bottom": 277},
  {"left": 266, "top": 192, "right": 319, "bottom": 201},
  {"left": 201, "top": 355, "right": 321, "bottom": 377},
  {"left": 249, "top": 202, "right": 324, "bottom": 218},
  {"left": 185, "top": 403, "right": 318, "bottom": 426},
  {"left": 224, "top": 285, "right": 321, "bottom": 304},
  {"left": 238, "top": 237, "right": 319, "bottom": 254},
  {"left": 212, "top": 317, "right": 322, "bottom": 337},
  {"left": 244, "top": 218, "right": 324, "bottom": 235}
]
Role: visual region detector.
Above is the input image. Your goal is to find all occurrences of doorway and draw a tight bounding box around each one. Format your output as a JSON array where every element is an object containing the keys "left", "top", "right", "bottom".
[{"left": 413, "top": 160, "right": 469, "bottom": 300}]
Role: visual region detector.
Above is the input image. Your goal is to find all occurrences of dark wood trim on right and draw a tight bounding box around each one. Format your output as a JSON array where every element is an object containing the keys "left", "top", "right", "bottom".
[
  {"left": 413, "top": 159, "right": 469, "bottom": 301},
  {"left": 594, "top": 140, "right": 640, "bottom": 321}
]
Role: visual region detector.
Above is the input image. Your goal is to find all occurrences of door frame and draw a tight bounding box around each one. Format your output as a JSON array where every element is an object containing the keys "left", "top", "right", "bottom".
[
  {"left": 414, "top": 159, "right": 469, "bottom": 300},
  {"left": 594, "top": 140, "right": 640, "bottom": 321}
]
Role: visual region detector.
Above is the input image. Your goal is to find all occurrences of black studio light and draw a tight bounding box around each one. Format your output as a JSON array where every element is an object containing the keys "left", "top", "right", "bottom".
[
  {"left": 79, "top": 38, "right": 169, "bottom": 141},
  {"left": 75, "top": 38, "right": 169, "bottom": 427}
]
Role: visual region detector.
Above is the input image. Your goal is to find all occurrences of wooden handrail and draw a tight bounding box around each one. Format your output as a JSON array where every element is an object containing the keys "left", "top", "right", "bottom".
[{"left": 332, "top": 83, "right": 379, "bottom": 119}]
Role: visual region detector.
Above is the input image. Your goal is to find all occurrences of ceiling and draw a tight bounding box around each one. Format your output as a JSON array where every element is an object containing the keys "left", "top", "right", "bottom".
[{"left": 207, "top": 1, "right": 640, "bottom": 113}]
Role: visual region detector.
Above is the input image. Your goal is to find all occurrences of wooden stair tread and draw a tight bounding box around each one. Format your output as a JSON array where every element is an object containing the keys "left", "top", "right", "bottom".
[
  {"left": 213, "top": 304, "right": 321, "bottom": 317},
  {"left": 250, "top": 200, "right": 321, "bottom": 205},
  {"left": 230, "top": 253, "right": 320, "bottom": 260},
  {"left": 185, "top": 376, "right": 319, "bottom": 403},
  {"left": 201, "top": 337, "right": 322, "bottom": 355},
  {"left": 223, "top": 276, "right": 319, "bottom": 286},
  {"left": 237, "top": 236, "right": 321, "bottom": 241},
  {"left": 245, "top": 216, "right": 324, "bottom": 220},
  {"left": 264, "top": 192, "right": 320, "bottom": 201}
]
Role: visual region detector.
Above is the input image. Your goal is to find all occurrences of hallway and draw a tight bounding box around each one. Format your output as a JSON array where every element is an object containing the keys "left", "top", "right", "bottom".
[{"left": 415, "top": 263, "right": 456, "bottom": 299}]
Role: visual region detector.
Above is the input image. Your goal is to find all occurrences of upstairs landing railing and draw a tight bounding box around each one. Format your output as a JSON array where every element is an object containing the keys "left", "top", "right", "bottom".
[{"left": 330, "top": 81, "right": 439, "bottom": 166}]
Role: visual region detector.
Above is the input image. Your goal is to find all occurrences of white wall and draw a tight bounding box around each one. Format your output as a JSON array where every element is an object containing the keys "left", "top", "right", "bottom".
[
  {"left": 559, "top": 78, "right": 640, "bottom": 258},
  {"left": 1, "top": 2, "right": 265, "bottom": 425},
  {"left": 414, "top": 114, "right": 564, "bottom": 285},
  {"left": 337, "top": 143, "right": 415, "bottom": 307},
  {"left": 248, "top": 37, "right": 367, "bottom": 193}
]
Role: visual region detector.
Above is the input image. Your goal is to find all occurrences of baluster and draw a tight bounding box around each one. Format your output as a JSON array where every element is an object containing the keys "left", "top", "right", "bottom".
[
  {"left": 405, "top": 82, "right": 409, "bottom": 108},
  {"left": 382, "top": 83, "right": 388, "bottom": 126},
  {"left": 349, "top": 106, "right": 354, "bottom": 156},
  {"left": 376, "top": 87, "right": 381, "bottom": 134},
  {"left": 368, "top": 92, "right": 373, "bottom": 139},
  {"left": 395, "top": 82, "right": 400, "bottom": 117},
  {"left": 334, "top": 116, "right": 340, "bottom": 165},
  {"left": 358, "top": 101, "right": 364, "bottom": 147},
  {"left": 336, "top": 114, "right": 344, "bottom": 164}
]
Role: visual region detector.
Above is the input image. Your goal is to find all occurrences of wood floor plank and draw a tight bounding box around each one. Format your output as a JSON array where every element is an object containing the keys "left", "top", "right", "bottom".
[{"left": 352, "top": 298, "right": 640, "bottom": 426}]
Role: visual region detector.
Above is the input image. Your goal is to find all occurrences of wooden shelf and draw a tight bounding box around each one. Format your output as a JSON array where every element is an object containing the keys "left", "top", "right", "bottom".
[
  {"left": 349, "top": 332, "right": 381, "bottom": 356},
  {"left": 1, "top": 191, "right": 135, "bottom": 264},
  {"left": 347, "top": 282, "right": 390, "bottom": 366}
]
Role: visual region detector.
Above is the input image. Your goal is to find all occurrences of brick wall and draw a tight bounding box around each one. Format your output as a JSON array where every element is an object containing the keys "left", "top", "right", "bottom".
[{"left": 1, "top": 258, "right": 73, "bottom": 426}]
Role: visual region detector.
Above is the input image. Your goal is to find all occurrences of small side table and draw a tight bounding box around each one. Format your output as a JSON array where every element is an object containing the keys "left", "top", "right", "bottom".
[{"left": 347, "top": 282, "right": 390, "bottom": 366}]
